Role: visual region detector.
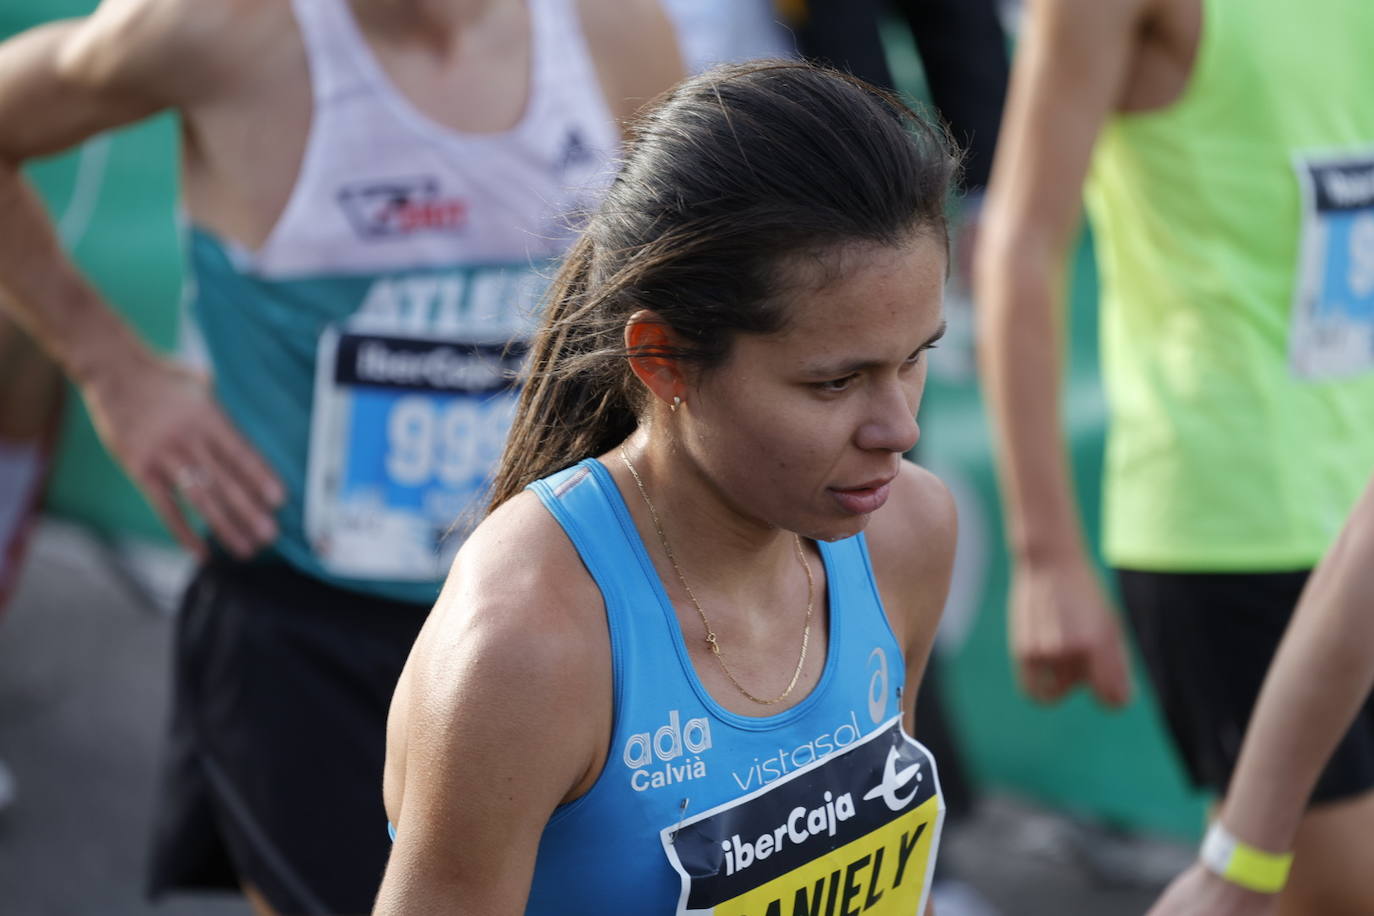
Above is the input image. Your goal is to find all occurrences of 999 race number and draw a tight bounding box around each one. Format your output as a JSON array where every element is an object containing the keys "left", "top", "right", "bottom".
[{"left": 385, "top": 395, "right": 513, "bottom": 489}]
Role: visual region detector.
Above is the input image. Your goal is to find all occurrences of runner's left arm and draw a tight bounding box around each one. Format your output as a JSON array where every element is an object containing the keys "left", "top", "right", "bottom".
[
  {"left": 863, "top": 462, "right": 954, "bottom": 916},
  {"left": 870, "top": 464, "right": 954, "bottom": 916},
  {"left": 1148, "top": 470, "right": 1374, "bottom": 916},
  {"left": 866, "top": 462, "right": 958, "bottom": 735}
]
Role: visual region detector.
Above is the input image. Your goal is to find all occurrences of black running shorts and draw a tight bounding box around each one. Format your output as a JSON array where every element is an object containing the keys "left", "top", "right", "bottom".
[
  {"left": 1118, "top": 568, "right": 1374, "bottom": 805},
  {"left": 147, "top": 552, "right": 431, "bottom": 914}
]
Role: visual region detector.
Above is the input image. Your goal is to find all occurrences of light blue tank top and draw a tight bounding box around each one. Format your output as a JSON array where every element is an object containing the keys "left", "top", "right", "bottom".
[{"left": 524, "top": 459, "right": 944, "bottom": 915}]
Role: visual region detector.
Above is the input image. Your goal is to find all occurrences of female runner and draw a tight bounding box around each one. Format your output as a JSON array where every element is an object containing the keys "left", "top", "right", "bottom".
[{"left": 375, "top": 61, "right": 959, "bottom": 915}]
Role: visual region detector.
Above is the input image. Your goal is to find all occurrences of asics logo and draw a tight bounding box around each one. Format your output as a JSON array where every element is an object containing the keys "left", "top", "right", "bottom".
[{"left": 867, "top": 647, "right": 890, "bottom": 725}]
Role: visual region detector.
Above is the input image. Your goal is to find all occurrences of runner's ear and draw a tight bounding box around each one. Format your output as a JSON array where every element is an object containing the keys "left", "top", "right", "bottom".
[{"left": 624, "top": 310, "right": 689, "bottom": 409}]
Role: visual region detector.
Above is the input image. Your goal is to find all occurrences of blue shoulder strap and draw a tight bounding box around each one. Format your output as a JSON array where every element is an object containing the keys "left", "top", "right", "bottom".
[
  {"left": 529, "top": 458, "right": 682, "bottom": 718},
  {"left": 529, "top": 459, "right": 644, "bottom": 614}
]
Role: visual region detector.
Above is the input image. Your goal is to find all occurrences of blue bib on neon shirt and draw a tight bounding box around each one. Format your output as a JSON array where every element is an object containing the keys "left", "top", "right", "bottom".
[{"left": 522, "top": 459, "right": 944, "bottom": 915}]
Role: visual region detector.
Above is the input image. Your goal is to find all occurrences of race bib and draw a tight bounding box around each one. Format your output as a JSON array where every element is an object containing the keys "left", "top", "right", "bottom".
[
  {"left": 662, "top": 718, "right": 943, "bottom": 916},
  {"left": 1289, "top": 150, "right": 1374, "bottom": 380},
  {"left": 304, "top": 266, "right": 544, "bottom": 580}
]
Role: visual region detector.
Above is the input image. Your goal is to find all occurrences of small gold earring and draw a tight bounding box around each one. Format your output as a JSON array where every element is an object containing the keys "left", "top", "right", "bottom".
[{"left": 670, "top": 396, "right": 682, "bottom": 413}]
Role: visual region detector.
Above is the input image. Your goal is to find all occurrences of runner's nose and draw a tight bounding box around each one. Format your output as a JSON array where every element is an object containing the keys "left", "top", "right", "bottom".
[{"left": 856, "top": 382, "right": 920, "bottom": 453}]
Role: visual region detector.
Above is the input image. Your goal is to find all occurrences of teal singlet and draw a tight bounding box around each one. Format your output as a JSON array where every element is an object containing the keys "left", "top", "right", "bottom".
[
  {"left": 184, "top": 0, "right": 618, "bottom": 602},
  {"left": 523, "top": 459, "right": 944, "bottom": 915}
]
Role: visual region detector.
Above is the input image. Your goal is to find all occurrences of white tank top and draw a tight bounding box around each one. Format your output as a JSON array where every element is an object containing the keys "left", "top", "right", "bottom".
[
  {"left": 249, "top": 0, "right": 619, "bottom": 276},
  {"left": 187, "top": 0, "right": 621, "bottom": 600}
]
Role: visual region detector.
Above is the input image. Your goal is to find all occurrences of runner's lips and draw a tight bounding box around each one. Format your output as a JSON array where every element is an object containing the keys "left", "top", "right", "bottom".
[
  {"left": 836, "top": 477, "right": 896, "bottom": 492},
  {"left": 829, "top": 477, "right": 895, "bottom": 515}
]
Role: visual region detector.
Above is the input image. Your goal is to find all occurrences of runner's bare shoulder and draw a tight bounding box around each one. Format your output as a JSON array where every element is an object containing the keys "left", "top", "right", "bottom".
[
  {"left": 414, "top": 487, "right": 613, "bottom": 734},
  {"left": 436, "top": 487, "right": 607, "bottom": 640},
  {"left": 863, "top": 461, "right": 958, "bottom": 648}
]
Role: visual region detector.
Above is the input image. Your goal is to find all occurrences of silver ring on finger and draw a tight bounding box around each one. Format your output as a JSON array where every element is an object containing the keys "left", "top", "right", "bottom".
[{"left": 174, "top": 465, "right": 210, "bottom": 492}]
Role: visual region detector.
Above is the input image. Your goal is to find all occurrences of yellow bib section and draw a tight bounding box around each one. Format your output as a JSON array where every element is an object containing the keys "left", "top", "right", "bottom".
[{"left": 714, "top": 795, "right": 940, "bottom": 916}]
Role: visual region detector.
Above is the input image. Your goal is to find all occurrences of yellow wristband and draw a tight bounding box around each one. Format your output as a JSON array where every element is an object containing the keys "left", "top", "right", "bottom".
[{"left": 1200, "top": 823, "right": 1293, "bottom": 894}]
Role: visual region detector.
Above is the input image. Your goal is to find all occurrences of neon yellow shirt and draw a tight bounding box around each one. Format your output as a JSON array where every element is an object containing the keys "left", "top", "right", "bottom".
[{"left": 1085, "top": 0, "right": 1374, "bottom": 571}]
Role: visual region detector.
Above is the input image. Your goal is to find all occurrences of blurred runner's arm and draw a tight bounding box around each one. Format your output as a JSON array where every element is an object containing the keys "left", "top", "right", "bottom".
[
  {"left": 0, "top": 2, "right": 283, "bottom": 560},
  {"left": 579, "top": 0, "right": 685, "bottom": 125},
  {"left": 974, "top": 0, "right": 1148, "bottom": 708},
  {"left": 0, "top": 17, "right": 165, "bottom": 385},
  {"left": 1148, "top": 471, "right": 1374, "bottom": 916}
]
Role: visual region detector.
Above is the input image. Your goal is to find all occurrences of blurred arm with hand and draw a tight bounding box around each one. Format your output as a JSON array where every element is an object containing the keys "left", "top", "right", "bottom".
[
  {"left": 0, "top": 4, "right": 283, "bottom": 561},
  {"left": 974, "top": 0, "right": 1151, "bottom": 708},
  {"left": 1147, "top": 469, "right": 1374, "bottom": 916}
]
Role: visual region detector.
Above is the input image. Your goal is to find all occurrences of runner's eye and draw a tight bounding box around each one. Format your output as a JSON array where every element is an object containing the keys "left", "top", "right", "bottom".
[
  {"left": 816, "top": 374, "right": 859, "bottom": 393},
  {"left": 902, "top": 344, "right": 938, "bottom": 368}
]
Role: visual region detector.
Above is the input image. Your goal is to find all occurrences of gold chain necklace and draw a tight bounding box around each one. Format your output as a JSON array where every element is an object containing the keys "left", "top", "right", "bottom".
[{"left": 618, "top": 445, "right": 814, "bottom": 706}]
